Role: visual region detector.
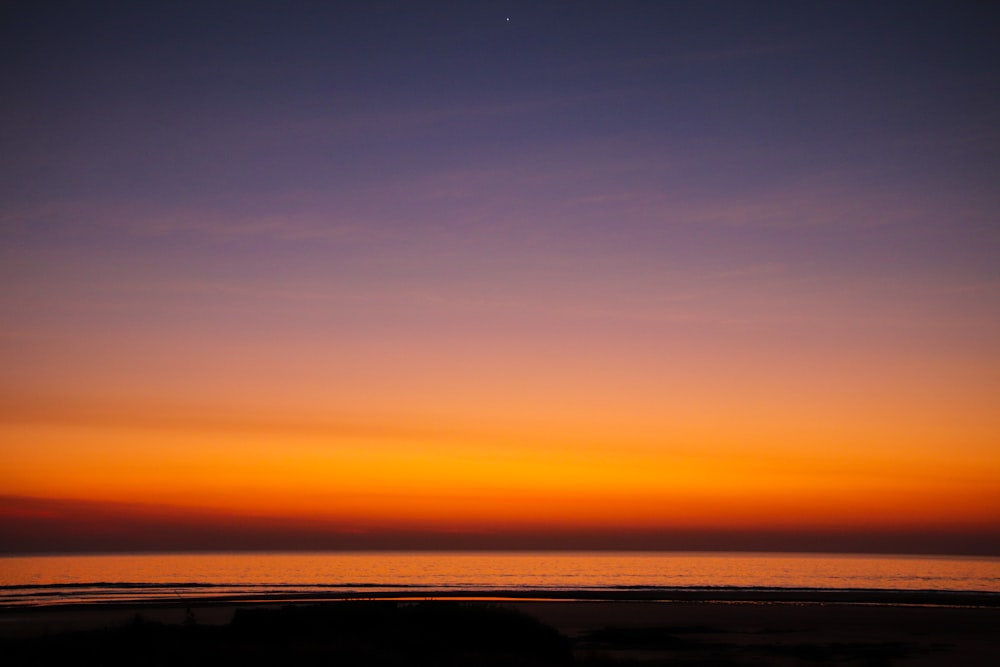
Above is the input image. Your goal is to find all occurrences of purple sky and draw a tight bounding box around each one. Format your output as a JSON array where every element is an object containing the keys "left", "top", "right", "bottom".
[{"left": 2, "top": 1, "right": 999, "bottom": 553}]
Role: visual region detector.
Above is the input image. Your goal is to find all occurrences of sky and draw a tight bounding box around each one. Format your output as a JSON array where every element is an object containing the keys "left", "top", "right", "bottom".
[{"left": 1, "top": 1, "right": 998, "bottom": 555}]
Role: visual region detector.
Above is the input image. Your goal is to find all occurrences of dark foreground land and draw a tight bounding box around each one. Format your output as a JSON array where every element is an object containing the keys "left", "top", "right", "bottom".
[{"left": 3, "top": 598, "right": 1000, "bottom": 666}]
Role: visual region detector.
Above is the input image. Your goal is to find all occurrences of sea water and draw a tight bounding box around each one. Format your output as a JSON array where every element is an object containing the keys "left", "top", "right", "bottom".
[{"left": 1, "top": 551, "right": 997, "bottom": 607}]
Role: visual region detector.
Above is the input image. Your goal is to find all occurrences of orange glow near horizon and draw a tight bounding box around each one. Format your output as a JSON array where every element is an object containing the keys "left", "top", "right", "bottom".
[{"left": 3, "top": 369, "right": 998, "bottom": 549}]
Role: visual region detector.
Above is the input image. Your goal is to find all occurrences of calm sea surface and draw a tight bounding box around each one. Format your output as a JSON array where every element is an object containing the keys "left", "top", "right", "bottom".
[{"left": 1, "top": 552, "right": 997, "bottom": 607}]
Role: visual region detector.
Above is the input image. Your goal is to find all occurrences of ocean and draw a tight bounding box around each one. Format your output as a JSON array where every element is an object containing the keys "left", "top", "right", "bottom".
[{"left": 2, "top": 551, "right": 998, "bottom": 607}]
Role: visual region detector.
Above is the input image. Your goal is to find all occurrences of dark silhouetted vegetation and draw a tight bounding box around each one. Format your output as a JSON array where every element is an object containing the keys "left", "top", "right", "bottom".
[
  {"left": 2, "top": 602, "right": 572, "bottom": 666},
  {"left": 0, "top": 601, "right": 954, "bottom": 666}
]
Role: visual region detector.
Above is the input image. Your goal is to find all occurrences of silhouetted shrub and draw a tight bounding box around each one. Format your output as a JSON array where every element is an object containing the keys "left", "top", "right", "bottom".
[{"left": 3, "top": 602, "right": 573, "bottom": 666}]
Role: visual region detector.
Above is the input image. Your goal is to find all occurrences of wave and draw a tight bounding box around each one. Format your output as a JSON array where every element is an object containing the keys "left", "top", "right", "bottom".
[{"left": 3, "top": 583, "right": 998, "bottom": 610}]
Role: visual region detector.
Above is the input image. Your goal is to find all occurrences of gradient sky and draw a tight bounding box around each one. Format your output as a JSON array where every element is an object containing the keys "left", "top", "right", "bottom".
[{"left": 2, "top": 1, "right": 998, "bottom": 555}]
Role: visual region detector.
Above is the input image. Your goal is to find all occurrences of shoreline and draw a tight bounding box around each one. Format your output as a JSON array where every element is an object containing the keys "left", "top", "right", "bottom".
[{"left": 3, "top": 586, "right": 999, "bottom": 611}]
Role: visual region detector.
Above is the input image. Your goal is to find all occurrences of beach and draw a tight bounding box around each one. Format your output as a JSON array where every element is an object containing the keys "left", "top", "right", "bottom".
[{"left": 3, "top": 593, "right": 999, "bottom": 665}]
